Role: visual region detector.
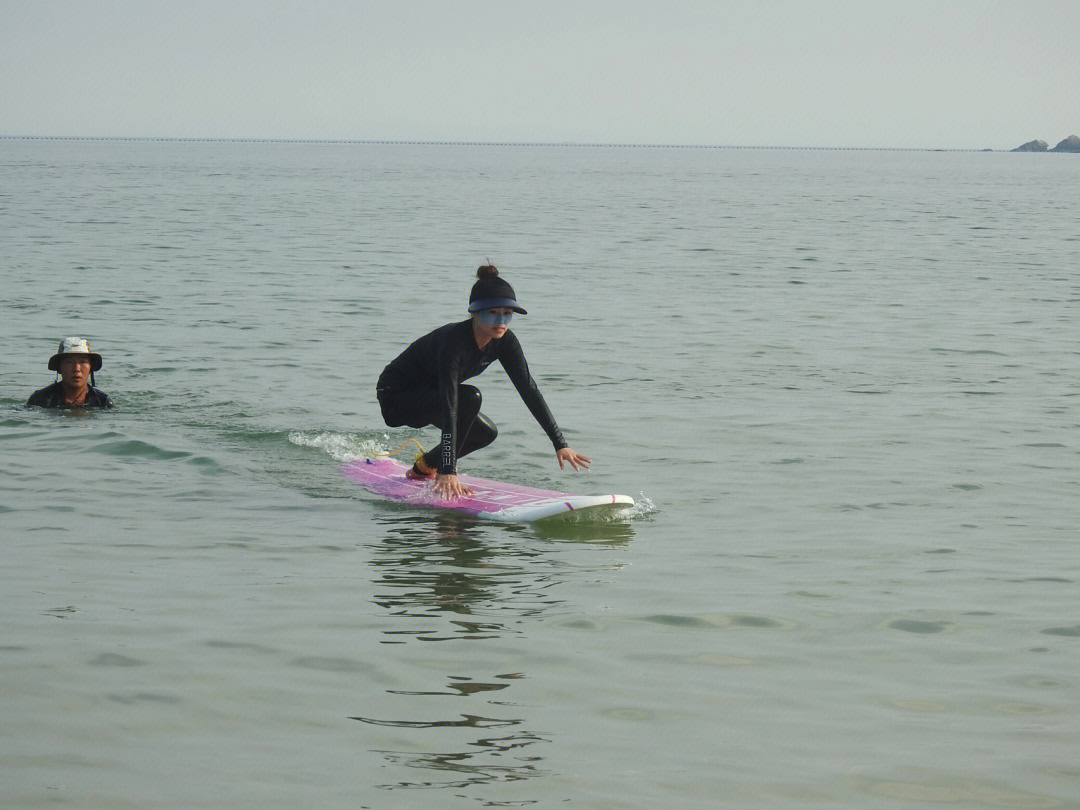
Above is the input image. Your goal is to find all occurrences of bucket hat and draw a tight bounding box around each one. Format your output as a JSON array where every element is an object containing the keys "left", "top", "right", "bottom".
[{"left": 48, "top": 337, "right": 102, "bottom": 372}]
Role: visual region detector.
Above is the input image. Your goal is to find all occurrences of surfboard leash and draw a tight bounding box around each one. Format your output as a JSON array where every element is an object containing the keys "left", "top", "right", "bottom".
[{"left": 375, "top": 438, "right": 427, "bottom": 459}]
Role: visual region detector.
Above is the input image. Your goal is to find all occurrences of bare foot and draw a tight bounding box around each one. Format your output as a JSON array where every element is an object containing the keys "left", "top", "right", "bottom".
[{"left": 405, "top": 464, "right": 436, "bottom": 481}]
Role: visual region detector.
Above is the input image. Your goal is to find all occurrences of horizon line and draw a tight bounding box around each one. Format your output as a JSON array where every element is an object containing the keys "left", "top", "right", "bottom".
[{"left": 0, "top": 135, "right": 1002, "bottom": 152}]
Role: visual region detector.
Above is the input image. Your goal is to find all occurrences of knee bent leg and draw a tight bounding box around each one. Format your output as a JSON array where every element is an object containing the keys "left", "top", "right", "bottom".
[
  {"left": 473, "top": 412, "right": 498, "bottom": 448},
  {"left": 458, "top": 385, "right": 482, "bottom": 418}
]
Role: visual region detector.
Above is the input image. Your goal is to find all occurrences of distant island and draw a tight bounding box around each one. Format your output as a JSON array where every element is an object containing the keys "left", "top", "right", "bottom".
[{"left": 1012, "top": 135, "right": 1080, "bottom": 152}]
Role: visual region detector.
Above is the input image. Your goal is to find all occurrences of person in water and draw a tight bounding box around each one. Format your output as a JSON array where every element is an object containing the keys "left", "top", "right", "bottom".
[
  {"left": 377, "top": 265, "right": 591, "bottom": 499},
  {"left": 27, "top": 337, "right": 114, "bottom": 409}
]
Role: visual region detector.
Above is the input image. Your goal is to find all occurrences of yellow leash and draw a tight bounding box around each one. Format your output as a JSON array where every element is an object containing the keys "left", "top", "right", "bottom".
[
  {"left": 375, "top": 438, "right": 427, "bottom": 458},
  {"left": 376, "top": 439, "right": 437, "bottom": 475}
]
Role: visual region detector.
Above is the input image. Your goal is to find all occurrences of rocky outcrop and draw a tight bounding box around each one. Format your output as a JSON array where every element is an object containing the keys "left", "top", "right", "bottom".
[
  {"left": 1012, "top": 139, "right": 1048, "bottom": 152},
  {"left": 1050, "top": 135, "right": 1080, "bottom": 152}
]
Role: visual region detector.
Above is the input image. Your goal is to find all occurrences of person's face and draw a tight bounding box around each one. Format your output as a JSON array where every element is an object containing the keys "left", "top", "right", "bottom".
[
  {"left": 60, "top": 355, "right": 91, "bottom": 389},
  {"left": 475, "top": 307, "right": 513, "bottom": 339}
]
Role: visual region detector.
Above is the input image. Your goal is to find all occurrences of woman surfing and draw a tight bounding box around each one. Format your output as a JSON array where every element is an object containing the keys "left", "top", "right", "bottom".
[{"left": 377, "top": 265, "right": 591, "bottom": 499}]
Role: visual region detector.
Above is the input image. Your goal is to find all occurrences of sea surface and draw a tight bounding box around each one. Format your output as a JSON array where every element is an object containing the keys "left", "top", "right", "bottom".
[{"left": 2, "top": 140, "right": 1079, "bottom": 809}]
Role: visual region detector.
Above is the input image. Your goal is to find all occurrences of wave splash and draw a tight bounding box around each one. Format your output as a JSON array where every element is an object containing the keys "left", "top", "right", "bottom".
[
  {"left": 628, "top": 494, "right": 658, "bottom": 519},
  {"left": 288, "top": 430, "right": 388, "bottom": 463}
]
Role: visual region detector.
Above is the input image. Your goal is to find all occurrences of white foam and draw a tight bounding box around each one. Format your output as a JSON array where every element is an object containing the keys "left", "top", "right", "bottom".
[
  {"left": 288, "top": 431, "right": 387, "bottom": 463},
  {"left": 628, "top": 493, "right": 658, "bottom": 519}
]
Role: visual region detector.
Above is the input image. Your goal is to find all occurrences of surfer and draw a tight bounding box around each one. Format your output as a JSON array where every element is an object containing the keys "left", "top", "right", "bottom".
[
  {"left": 26, "top": 337, "right": 114, "bottom": 409},
  {"left": 377, "top": 265, "right": 591, "bottom": 499}
]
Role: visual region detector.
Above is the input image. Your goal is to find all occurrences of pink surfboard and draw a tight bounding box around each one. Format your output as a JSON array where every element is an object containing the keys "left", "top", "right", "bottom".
[{"left": 341, "top": 457, "right": 634, "bottom": 522}]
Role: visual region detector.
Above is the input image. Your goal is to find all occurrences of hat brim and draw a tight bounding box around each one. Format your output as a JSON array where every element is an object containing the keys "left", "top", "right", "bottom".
[
  {"left": 49, "top": 353, "right": 102, "bottom": 372},
  {"left": 468, "top": 297, "right": 527, "bottom": 315}
]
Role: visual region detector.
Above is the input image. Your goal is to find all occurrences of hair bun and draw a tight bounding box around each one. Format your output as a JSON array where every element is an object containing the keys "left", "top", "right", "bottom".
[{"left": 476, "top": 264, "right": 499, "bottom": 279}]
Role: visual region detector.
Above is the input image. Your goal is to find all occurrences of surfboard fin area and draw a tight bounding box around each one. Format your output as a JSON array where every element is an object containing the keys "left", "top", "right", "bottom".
[{"left": 340, "top": 457, "right": 634, "bottom": 522}]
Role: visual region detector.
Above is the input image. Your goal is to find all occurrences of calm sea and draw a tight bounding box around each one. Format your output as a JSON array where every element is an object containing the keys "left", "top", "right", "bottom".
[{"left": 2, "top": 140, "right": 1078, "bottom": 809}]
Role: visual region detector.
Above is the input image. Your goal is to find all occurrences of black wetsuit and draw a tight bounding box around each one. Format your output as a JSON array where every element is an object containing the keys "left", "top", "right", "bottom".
[
  {"left": 377, "top": 319, "right": 566, "bottom": 474},
  {"left": 26, "top": 382, "right": 113, "bottom": 409}
]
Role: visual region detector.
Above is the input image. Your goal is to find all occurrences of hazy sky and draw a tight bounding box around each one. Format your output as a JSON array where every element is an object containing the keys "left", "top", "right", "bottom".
[{"left": 2, "top": 0, "right": 1077, "bottom": 148}]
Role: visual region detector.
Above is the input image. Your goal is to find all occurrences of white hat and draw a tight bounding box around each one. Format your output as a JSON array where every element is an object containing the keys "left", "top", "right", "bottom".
[{"left": 48, "top": 337, "right": 102, "bottom": 372}]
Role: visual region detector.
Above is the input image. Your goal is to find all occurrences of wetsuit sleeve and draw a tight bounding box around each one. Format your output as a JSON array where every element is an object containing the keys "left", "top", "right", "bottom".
[
  {"left": 499, "top": 334, "right": 568, "bottom": 451},
  {"left": 437, "top": 345, "right": 464, "bottom": 474}
]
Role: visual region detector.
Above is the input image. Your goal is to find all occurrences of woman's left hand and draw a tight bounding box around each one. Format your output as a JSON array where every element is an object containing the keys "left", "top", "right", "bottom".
[{"left": 557, "top": 447, "right": 591, "bottom": 471}]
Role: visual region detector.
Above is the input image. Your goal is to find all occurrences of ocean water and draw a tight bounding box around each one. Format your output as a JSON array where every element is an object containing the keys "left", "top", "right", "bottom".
[{"left": 2, "top": 140, "right": 1079, "bottom": 809}]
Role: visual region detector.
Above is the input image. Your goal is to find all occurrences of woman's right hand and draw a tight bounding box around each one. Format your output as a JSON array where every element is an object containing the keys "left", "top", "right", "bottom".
[{"left": 433, "top": 473, "right": 474, "bottom": 499}]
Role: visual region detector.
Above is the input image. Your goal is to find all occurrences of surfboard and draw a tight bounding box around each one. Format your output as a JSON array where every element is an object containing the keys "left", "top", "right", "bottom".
[{"left": 341, "top": 457, "right": 634, "bottom": 522}]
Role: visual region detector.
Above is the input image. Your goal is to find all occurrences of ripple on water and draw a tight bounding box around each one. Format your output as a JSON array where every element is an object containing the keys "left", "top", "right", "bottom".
[
  {"left": 884, "top": 618, "right": 954, "bottom": 634},
  {"left": 993, "top": 701, "right": 1052, "bottom": 716},
  {"left": 89, "top": 653, "right": 144, "bottom": 667},
  {"left": 640, "top": 613, "right": 794, "bottom": 630},
  {"left": 0, "top": 429, "right": 52, "bottom": 441},
  {"left": 1040, "top": 624, "right": 1080, "bottom": 637},
  {"left": 731, "top": 614, "right": 787, "bottom": 628},
  {"left": 1012, "top": 674, "right": 1067, "bottom": 690},
  {"left": 188, "top": 455, "right": 228, "bottom": 474},
  {"left": 106, "top": 692, "right": 181, "bottom": 705},
  {"left": 641, "top": 614, "right": 717, "bottom": 629},
  {"left": 41, "top": 605, "right": 77, "bottom": 619},
  {"left": 87, "top": 438, "right": 191, "bottom": 461},
  {"left": 560, "top": 618, "right": 604, "bottom": 630}
]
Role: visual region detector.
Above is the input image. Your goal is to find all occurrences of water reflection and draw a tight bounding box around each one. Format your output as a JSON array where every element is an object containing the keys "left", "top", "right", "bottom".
[
  {"left": 368, "top": 512, "right": 564, "bottom": 643},
  {"left": 531, "top": 513, "right": 637, "bottom": 544},
  {"left": 366, "top": 744, "right": 548, "bottom": 793},
  {"left": 353, "top": 512, "right": 561, "bottom": 795}
]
